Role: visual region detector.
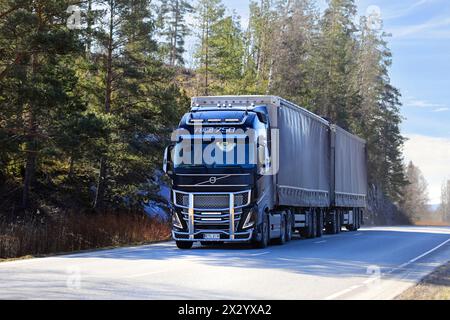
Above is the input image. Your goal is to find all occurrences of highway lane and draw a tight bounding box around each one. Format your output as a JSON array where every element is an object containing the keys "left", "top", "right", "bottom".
[{"left": 0, "top": 226, "right": 449, "bottom": 299}]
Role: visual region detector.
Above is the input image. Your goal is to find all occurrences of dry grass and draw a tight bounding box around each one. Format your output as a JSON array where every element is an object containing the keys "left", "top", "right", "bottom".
[
  {"left": 414, "top": 220, "right": 450, "bottom": 227},
  {"left": 396, "top": 262, "right": 450, "bottom": 300},
  {"left": 0, "top": 212, "right": 171, "bottom": 259}
]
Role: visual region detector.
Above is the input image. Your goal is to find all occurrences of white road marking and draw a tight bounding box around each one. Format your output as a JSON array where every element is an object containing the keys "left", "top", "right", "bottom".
[
  {"left": 325, "top": 285, "right": 361, "bottom": 300},
  {"left": 396, "top": 237, "right": 450, "bottom": 270},
  {"left": 250, "top": 252, "right": 270, "bottom": 256},
  {"left": 325, "top": 236, "right": 450, "bottom": 300},
  {"left": 314, "top": 240, "right": 327, "bottom": 244}
]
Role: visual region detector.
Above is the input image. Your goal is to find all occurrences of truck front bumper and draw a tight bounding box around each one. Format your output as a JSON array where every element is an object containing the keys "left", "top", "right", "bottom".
[
  {"left": 172, "top": 229, "right": 254, "bottom": 242},
  {"left": 171, "top": 189, "right": 254, "bottom": 242}
]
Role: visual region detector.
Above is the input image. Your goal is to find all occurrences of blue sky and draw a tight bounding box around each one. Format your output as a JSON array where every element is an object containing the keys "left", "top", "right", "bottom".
[
  {"left": 187, "top": 0, "right": 450, "bottom": 203},
  {"left": 356, "top": 0, "right": 450, "bottom": 204}
]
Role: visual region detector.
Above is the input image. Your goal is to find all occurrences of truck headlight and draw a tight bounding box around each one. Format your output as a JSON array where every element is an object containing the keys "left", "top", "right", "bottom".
[
  {"left": 172, "top": 212, "right": 183, "bottom": 229},
  {"left": 243, "top": 209, "right": 256, "bottom": 229}
]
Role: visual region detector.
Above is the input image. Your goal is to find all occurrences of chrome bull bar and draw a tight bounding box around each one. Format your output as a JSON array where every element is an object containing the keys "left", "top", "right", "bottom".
[{"left": 173, "top": 190, "right": 251, "bottom": 241}]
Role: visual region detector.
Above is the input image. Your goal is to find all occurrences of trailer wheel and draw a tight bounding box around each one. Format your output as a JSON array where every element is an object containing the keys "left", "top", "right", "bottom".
[
  {"left": 274, "top": 213, "right": 287, "bottom": 245},
  {"left": 254, "top": 214, "right": 270, "bottom": 249},
  {"left": 286, "top": 211, "right": 293, "bottom": 242},
  {"left": 346, "top": 209, "right": 358, "bottom": 231},
  {"left": 176, "top": 241, "right": 193, "bottom": 249},
  {"left": 336, "top": 211, "right": 341, "bottom": 233},
  {"left": 355, "top": 209, "right": 361, "bottom": 230},
  {"left": 316, "top": 209, "right": 323, "bottom": 238},
  {"left": 307, "top": 210, "right": 317, "bottom": 238},
  {"left": 325, "top": 212, "right": 337, "bottom": 234}
]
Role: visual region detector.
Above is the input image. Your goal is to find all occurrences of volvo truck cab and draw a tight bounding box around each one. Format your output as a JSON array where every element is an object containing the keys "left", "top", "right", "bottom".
[{"left": 163, "top": 103, "right": 280, "bottom": 249}]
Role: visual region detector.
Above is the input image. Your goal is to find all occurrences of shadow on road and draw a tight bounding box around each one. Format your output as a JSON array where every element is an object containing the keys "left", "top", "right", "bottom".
[{"left": 59, "top": 227, "right": 450, "bottom": 280}]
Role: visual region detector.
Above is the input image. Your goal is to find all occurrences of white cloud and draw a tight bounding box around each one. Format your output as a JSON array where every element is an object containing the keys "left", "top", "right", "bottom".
[
  {"left": 433, "top": 107, "right": 450, "bottom": 112},
  {"left": 404, "top": 134, "right": 450, "bottom": 203},
  {"left": 390, "top": 16, "right": 450, "bottom": 39},
  {"left": 403, "top": 97, "right": 446, "bottom": 108},
  {"left": 381, "top": 0, "right": 437, "bottom": 20}
]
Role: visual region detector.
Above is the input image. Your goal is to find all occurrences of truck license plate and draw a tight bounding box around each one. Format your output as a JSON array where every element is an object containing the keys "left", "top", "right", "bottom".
[{"left": 203, "top": 233, "right": 220, "bottom": 240}]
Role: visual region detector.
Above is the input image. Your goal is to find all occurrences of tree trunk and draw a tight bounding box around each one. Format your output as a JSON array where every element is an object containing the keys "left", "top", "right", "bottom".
[
  {"left": 22, "top": 124, "right": 37, "bottom": 209},
  {"left": 22, "top": 42, "right": 39, "bottom": 209},
  {"left": 93, "top": 1, "right": 114, "bottom": 210},
  {"left": 93, "top": 156, "right": 107, "bottom": 210},
  {"left": 170, "top": 0, "right": 180, "bottom": 66}
]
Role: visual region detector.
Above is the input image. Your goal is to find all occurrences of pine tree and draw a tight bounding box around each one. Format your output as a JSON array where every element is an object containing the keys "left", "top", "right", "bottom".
[
  {"left": 0, "top": 0, "right": 84, "bottom": 209},
  {"left": 194, "top": 0, "right": 225, "bottom": 95},
  {"left": 268, "top": 0, "right": 318, "bottom": 103},
  {"left": 307, "top": 0, "right": 358, "bottom": 127},
  {"left": 353, "top": 16, "right": 407, "bottom": 202},
  {"left": 207, "top": 13, "right": 245, "bottom": 94},
  {"left": 86, "top": 0, "right": 187, "bottom": 210},
  {"left": 157, "top": 0, "right": 193, "bottom": 66}
]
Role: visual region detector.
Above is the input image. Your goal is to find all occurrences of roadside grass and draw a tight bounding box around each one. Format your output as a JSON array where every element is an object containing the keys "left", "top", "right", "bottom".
[
  {"left": 396, "top": 262, "right": 450, "bottom": 300},
  {"left": 414, "top": 220, "right": 450, "bottom": 227},
  {"left": 0, "top": 212, "right": 171, "bottom": 260}
]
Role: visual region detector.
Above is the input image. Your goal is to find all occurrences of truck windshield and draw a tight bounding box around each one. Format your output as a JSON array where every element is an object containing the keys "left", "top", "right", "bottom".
[{"left": 173, "top": 136, "right": 256, "bottom": 169}]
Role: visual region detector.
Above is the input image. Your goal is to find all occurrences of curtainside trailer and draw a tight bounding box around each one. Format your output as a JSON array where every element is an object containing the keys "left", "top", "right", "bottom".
[{"left": 163, "top": 96, "right": 367, "bottom": 249}]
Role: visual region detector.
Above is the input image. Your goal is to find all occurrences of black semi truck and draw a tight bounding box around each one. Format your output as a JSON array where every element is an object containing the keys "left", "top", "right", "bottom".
[{"left": 163, "top": 96, "right": 367, "bottom": 249}]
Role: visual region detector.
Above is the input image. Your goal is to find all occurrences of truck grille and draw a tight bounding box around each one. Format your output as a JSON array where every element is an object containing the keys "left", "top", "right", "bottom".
[{"left": 173, "top": 190, "right": 250, "bottom": 210}]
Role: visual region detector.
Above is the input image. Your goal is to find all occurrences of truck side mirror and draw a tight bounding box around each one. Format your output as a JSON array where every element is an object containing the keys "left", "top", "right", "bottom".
[
  {"left": 257, "top": 145, "right": 266, "bottom": 175},
  {"left": 255, "top": 111, "right": 268, "bottom": 124},
  {"left": 163, "top": 145, "right": 174, "bottom": 176}
]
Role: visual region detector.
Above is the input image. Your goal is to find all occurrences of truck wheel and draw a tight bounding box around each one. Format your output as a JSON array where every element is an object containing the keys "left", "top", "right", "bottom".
[
  {"left": 254, "top": 214, "right": 270, "bottom": 249},
  {"left": 325, "top": 212, "right": 336, "bottom": 234},
  {"left": 346, "top": 210, "right": 357, "bottom": 231},
  {"left": 176, "top": 241, "right": 193, "bottom": 249},
  {"left": 355, "top": 209, "right": 361, "bottom": 230},
  {"left": 274, "top": 213, "right": 286, "bottom": 245},
  {"left": 336, "top": 212, "right": 341, "bottom": 233},
  {"left": 316, "top": 210, "right": 323, "bottom": 237},
  {"left": 307, "top": 211, "right": 316, "bottom": 238},
  {"left": 286, "top": 211, "right": 293, "bottom": 242}
]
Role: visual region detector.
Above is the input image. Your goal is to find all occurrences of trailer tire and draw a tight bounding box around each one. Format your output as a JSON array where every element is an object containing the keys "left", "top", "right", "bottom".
[
  {"left": 316, "top": 209, "right": 323, "bottom": 238},
  {"left": 325, "top": 212, "right": 337, "bottom": 234},
  {"left": 308, "top": 210, "right": 317, "bottom": 238},
  {"left": 286, "top": 211, "right": 293, "bottom": 242},
  {"left": 336, "top": 211, "right": 341, "bottom": 233},
  {"left": 176, "top": 241, "right": 193, "bottom": 249},
  {"left": 346, "top": 209, "right": 358, "bottom": 231},
  {"left": 274, "top": 213, "right": 287, "bottom": 245}
]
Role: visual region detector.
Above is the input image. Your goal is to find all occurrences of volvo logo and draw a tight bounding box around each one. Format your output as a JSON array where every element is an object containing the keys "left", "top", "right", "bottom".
[{"left": 209, "top": 177, "right": 217, "bottom": 184}]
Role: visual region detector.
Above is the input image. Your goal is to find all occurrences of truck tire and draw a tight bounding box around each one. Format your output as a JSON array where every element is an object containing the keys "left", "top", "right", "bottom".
[
  {"left": 308, "top": 211, "right": 317, "bottom": 238},
  {"left": 176, "top": 241, "right": 193, "bottom": 249},
  {"left": 325, "top": 212, "right": 338, "bottom": 234},
  {"left": 253, "top": 214, "right": 270, "bottom": 249},
  {"left": 336, "top": 211, "right": 341, "bottom": 233},
  {"left": 286, "top": 211, "right": 293, "bottom": 242},
  {"left": 316, "top": 210, "right": 323, "bottom": 238},
  {"left": 356, "top": 209, "right": 361, "bottom": 230},
  {"left": 274, "top": 213, "right": 287, "bottom": 245},
  {"left": 346, "top": 209, "right": 358, "bottom": 231}
]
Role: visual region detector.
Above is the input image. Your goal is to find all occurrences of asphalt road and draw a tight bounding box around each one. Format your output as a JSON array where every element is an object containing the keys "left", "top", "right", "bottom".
[{"left": 1, "top": 226, "right": 450, "bottom": 300}]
